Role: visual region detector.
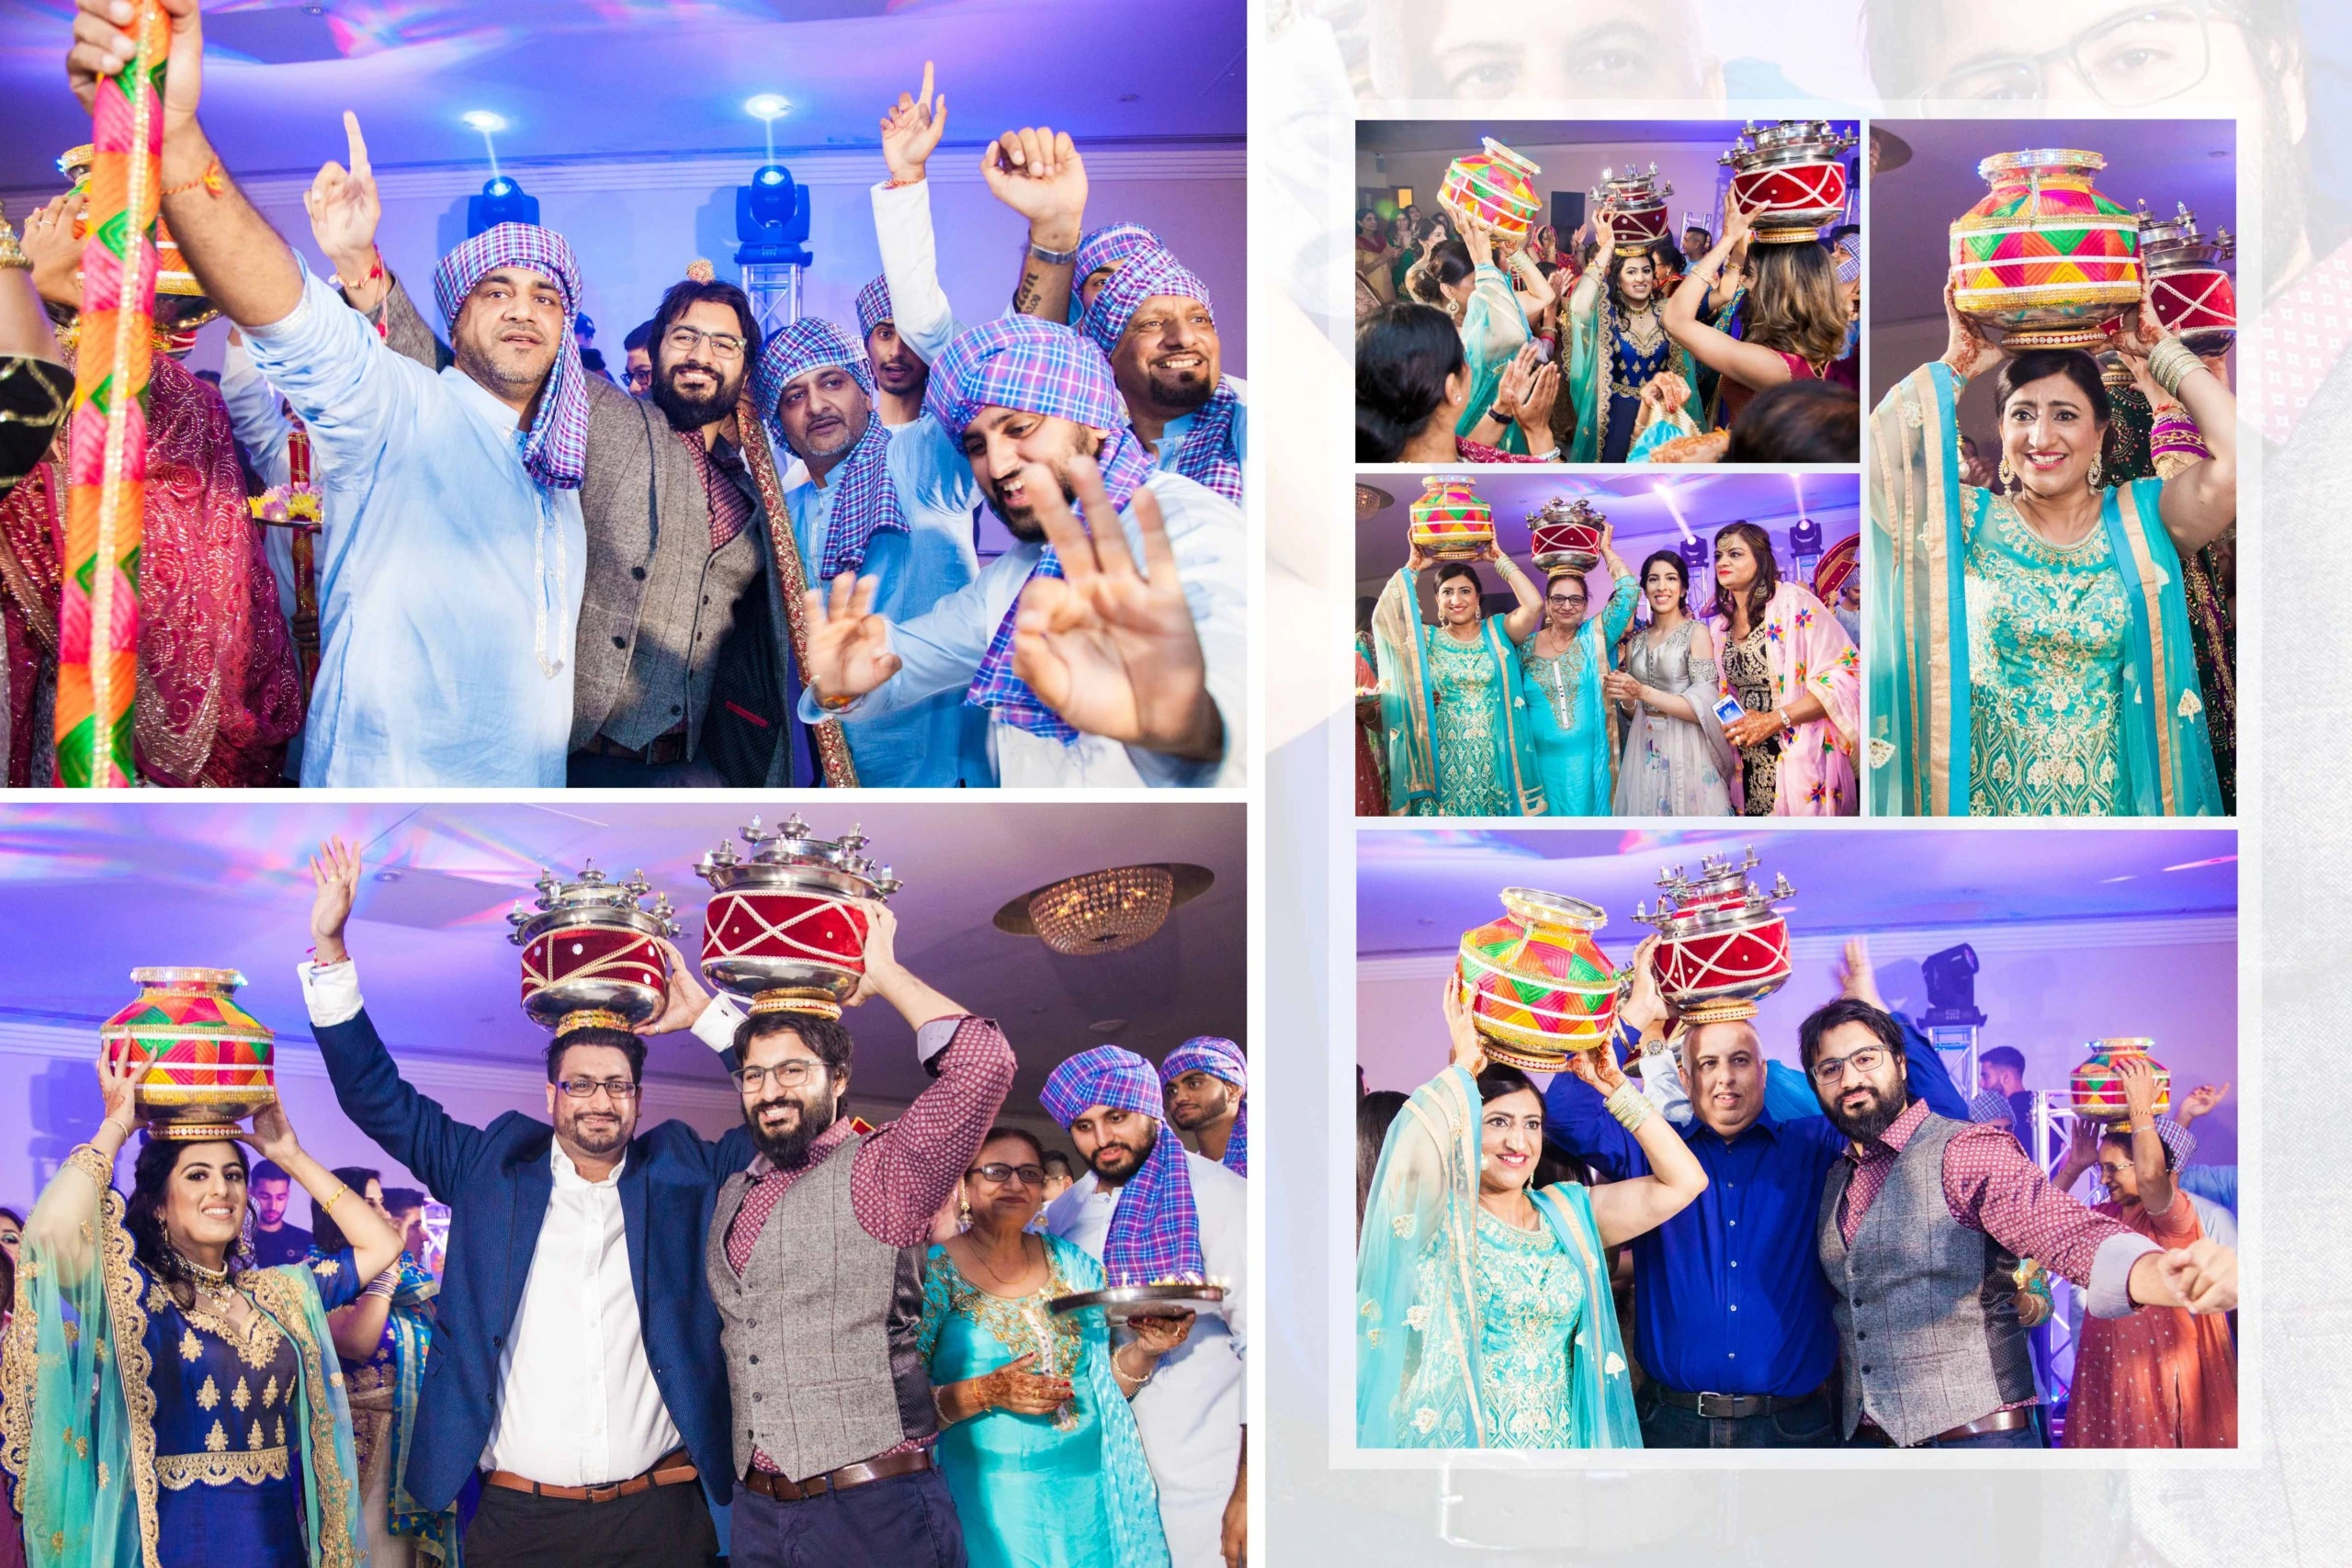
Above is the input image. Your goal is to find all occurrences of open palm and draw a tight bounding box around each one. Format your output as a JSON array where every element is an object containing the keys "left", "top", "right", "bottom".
[
  {"left": 802, "top": 571, "right": 903, "bottom": 700},
  {"left": 1011, "top": 458, "right": 1216, "bottom": 759}
]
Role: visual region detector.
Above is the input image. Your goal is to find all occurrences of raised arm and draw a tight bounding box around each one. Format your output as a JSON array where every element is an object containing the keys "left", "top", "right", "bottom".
[
  {"left": 1489, "top": 545, "right": 1544, "bottom": 644},
  {"left": 1559, "top": 1044, "right": 1706, "bottom": 1247},
  {"left": 2112, "top": 279, "right": 2235, "bottom": 552},
  {"left": 873, "top": 62, "right": 964, "bottom": 362},
  {"left": 241, "top": 1099, "right": 402, "bottom": 1284},
  {"left": 984, "top": 127, "right": 1088, "bottom": 321},
  {"left": 2117, "top": 1054, "right": 2176, "bottom": 1219},
  {"left": 1664, "top": 202, "right": 1794, "bottom": 389}
]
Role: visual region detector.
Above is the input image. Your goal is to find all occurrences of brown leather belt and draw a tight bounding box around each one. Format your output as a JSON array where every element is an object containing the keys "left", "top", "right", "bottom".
[
  {"left": 582, "top": 725, "right": 690, "bottom": 765},
  {"left": 1853, "top": 1407, "right": 2034, "bottom": 1448},
  {"left": 1654, "top": 1382, "right": 1826, "bottom": 1420},
  {"left": 482, "top": 1448, "right": 699, "bottom": 1504},
  {"left": 740, "top": 1448, "right": 933, "bottom": 1503}
]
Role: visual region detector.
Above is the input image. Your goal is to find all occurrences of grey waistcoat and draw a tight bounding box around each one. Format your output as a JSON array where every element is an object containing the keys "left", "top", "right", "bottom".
[
  {"left": 1816, "top": 1111, "right": 2037, "bottom": 1447},
  {"left": 704, "top": 1134, "right": 937, "bottom": 1483}
]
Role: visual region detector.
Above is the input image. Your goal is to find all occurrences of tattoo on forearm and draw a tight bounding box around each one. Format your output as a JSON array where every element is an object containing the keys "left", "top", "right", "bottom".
[{"left": 1012, "top": 265, "right": 1047, "bottom": 315}]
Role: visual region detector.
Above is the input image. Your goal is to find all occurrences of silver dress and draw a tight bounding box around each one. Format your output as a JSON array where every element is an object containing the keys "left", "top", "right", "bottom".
[{"left": 1612, "top": 619, "right": 1736, "bottom": 818}]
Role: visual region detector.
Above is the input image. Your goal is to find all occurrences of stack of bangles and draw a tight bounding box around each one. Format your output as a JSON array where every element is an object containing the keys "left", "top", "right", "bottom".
[
  {"left": 2146, "top": 337, "right": 2204, "bottom": 400},
  {"left": 1603, "top": 1077, "right": 1652, "bottom": 1132}
]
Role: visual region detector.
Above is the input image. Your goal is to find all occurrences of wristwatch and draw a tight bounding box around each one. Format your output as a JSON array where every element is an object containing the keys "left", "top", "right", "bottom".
[{"left": 1028, "top": 240, "right": 1078, "bottom": 266}]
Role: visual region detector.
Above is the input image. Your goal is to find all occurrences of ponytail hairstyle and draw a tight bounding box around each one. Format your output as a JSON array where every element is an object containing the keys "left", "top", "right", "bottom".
[{"left": 1409, "top": 241, "right": 1476, "bottom": 304}]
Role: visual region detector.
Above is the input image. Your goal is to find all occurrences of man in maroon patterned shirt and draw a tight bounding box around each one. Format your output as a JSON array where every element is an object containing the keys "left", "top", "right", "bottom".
[
  {"left": 693, "top": 904, "right": 1014, "bottom": 1565},
  {"left": 1800, "top": 997, "right": 2238, "bottom": 1450}
]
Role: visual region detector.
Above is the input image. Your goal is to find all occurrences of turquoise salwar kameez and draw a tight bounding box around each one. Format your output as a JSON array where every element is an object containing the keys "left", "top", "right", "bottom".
[
  {"left": 1517, "top": 576, "right": 1637, "bottom": 817},
  {"left": 1371, "top": 568, "right": 1545, "bottom": 817}
]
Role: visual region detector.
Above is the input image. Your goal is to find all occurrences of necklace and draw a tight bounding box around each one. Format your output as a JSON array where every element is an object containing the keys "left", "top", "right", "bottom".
[
  {"left": 174, "top": 1248, "right": 232, "bottom": 1291},
  {"left": 966, "top": 1235, "right": 1041, "bottom": 1292}
]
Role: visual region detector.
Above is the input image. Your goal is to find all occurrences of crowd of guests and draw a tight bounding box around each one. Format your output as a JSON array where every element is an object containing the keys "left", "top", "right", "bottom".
[
  {"left": 1356, "top": 195, "right": 1860, "bottom": 465},
  {"left": 0, "top": 4, "right": 1245, "bottom": 789},
  {"left": 1354, "top": 936, "right": 2241, "bottom": 1450},
  {"left": 0, "top": 836, "right": 1251, "bottom": 1568},
  {"left": 1356, "top": 520, "right": 1860, "bottom": 816}
]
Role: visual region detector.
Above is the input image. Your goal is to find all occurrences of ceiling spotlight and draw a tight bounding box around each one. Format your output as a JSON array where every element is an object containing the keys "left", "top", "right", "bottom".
[
  {"left": 460, "top": 110, "right": 508, "bottom": 133},
  {"left": 374, "top": 869, "right": 402, "bottom": 883},
  {"left": 745, "top": 94, "right": 791, "bottom": 121}
]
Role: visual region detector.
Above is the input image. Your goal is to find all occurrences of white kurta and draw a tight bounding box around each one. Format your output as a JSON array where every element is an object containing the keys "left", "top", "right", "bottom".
[{"left": 1046, "top": 1149, "right": 1247, "bottom": 1568}]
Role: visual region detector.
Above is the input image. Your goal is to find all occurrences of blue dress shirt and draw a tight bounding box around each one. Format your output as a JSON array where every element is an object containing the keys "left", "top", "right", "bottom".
[{"left": 1542, "top": 1018, "right": 1971, "bottom": 1397}]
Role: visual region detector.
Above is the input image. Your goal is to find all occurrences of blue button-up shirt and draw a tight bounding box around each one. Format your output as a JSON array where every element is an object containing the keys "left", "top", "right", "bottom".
[{"left": 1542, "top": 1021, "right": 1970, "bottom": 1397}]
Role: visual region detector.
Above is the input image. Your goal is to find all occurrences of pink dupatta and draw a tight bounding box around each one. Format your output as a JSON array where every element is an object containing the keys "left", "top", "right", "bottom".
[{"left": 1709, "top": 580, "right": 1859, "bottom": 815}]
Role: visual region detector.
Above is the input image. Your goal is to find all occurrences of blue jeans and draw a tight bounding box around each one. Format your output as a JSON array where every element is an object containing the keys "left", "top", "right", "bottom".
[
  {"left": 1635, "top": 1385, "right": 1840, "bottom": 1449},
  {"left": 1846, "top": 1416, "right": 2046, "bottom": 1450}
]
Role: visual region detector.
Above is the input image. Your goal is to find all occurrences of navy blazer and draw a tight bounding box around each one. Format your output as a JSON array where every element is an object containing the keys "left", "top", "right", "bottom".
[{"left": 314, "top": 1006, "right": 753, "bottom": 1511}]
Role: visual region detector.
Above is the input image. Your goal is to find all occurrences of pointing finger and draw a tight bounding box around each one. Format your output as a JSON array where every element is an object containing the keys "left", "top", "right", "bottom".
[{"left": 344, "top": 110, "right": 370, "bottom": 179}]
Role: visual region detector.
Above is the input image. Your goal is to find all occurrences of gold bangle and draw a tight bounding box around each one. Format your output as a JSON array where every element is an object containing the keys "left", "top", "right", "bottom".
[
  {"left": 316, "top": 1183, "right": 348, "bottom": 1214},
  {"left": 2147, "top": 336, "right": 2202, "bottom": 400}
]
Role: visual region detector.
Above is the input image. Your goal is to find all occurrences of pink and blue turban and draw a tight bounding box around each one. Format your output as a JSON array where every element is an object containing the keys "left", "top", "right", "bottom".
[
  {"left": 855, "top": 275, "right": 894, "bottom": 340},
  {"left": 1075, "top": 222, "right": 1164, "bottom": 284},
  {"left": 1160, "top": 1035, "right": 1247, "bottom": 1176},
  {"left": 432, "top": 222, "right": 589, "bottom": 490},
  {"left": 751, "top": 317, "right": 906, "bottom": 580},
  {"left": 1041, "top": 1045, "right": 1204, "bottom": 1285},
  {"left": 1834, "top": 234, "right": 1861, "bottom": 286},
  {"left": 1080, "top": 249, "right": 1243, "bottom": 505},
  {"left": 925, "top": 314, "right": 1160, "bottom": 743}
]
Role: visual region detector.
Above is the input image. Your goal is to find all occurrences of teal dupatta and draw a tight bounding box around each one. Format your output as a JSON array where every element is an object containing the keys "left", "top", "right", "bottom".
[
  {"left": 0, "top": 1146, "right": 365, "bottom": 1568},
  {"left": 1355, "top": 1066, "right": 1641, "bottom": 1449},
  {"left": 1371, "top": 567, "right": 1545, "bottom": 816},
  {"left": 1867, "top": 360, "right": 2224, "bottom": 816}
]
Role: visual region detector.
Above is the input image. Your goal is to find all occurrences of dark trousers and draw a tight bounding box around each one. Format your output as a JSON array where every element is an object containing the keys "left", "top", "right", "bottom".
[
  {"left": 729, "top": 1468, "right": 966, "bottom": 1568},
  {"left": 1634, "top": 1385, "right": 1840, "bottom": 1449},
  {"left": 461, "top": 1478, "right": 720, "bottom": 1568},
  {"left": 1846, "top": 1419, "right": 2044, "bottom": 1450},
  {"left": 565, "top": 750, "right": 730, "bottom": 787}
]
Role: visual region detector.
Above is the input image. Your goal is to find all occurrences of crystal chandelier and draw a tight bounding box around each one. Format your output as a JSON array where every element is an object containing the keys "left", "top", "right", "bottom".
[{"left": 1026, "top": 866, "right": 1176, "bottom": 955}]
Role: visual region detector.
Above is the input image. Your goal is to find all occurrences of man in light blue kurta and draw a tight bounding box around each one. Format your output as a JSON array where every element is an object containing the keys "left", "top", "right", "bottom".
[{"left": 241, "top": 248, "right": 588, "bottom": 787}]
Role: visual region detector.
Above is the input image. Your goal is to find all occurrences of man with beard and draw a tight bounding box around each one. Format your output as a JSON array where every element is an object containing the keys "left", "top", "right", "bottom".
[
  {"left": 1802, "top": 995, "right": 2240, "bottom": 1449},
  {"left": 1042, "top": 1047, "right": 1247, "bottom": 1568},
  {"left": 798, "top": 311, "right": 1243, "bottom": 786},
  {"left": 698, "top": 903, "right": 1014, "bottom": 1568},
  {"left": 65, "top": 5, "right": 591, "bottom": 784},
  {"left": 300, "top": 836, "right": 755, "bottom": 1566},
  {"left": 1159, "top": 1034, "right": 1249, "bottom": 1175},
  {"left": 1076, "top": 247, "right": 1245, "bottom": 504},
  {"left": 752, "top": 317, "right": 983, "bottom": 785},
  {"left": 1543, "top": 939, "right": 1971, "bottom": 1448}
]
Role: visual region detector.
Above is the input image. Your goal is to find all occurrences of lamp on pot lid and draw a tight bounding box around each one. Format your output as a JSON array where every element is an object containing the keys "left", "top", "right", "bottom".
[{"left": 995, "top": 864, "right": 1215, "bottom": 956}]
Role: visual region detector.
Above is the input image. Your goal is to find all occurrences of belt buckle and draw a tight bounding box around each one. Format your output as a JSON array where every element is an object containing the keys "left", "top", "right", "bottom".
[{"left": 1694, "top": 1391, "right": 1736, "bottom": 1419}]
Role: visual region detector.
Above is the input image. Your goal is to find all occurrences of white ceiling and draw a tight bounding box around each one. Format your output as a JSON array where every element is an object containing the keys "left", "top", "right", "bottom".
[{"left": 0, "top": 800, "right": 1246, "bottom": 1109}]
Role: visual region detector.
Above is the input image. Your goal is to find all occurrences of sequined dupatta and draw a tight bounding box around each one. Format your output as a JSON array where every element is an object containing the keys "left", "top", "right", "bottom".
[
  {"left": 733, "top": 387, "right": 858, "bottom": 787},
  {"left": 1354, "top": 1066, "right": 1639, "bottom": 1449}
]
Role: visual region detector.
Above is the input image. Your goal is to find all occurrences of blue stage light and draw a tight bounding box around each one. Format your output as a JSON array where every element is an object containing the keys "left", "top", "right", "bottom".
[
  {"left": 736, "top": 163, "right": 810, "bottom": 266},
  {"left": 468, "top": 174, "right": 539, "bottom": 237}
]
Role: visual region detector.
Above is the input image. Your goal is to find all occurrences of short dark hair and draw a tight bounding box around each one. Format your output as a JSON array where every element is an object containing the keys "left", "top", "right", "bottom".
[
  {"left": 731, "top": 1010, "right": 857, "bottom": 1080},
  {"left": 1042, "top": 1150, "right": 1075, "bottom": 1177},
  {"left": 380, "top": 1186, "right": 425, "bottom": 1216},
  {"left": 976, "top": 1125, "right": 1047, "bottom": 1166},
  {"left": 1356, "top": 300, "right": 1467, "bottom": 461},
  {"left": 648, "top": 278, "right": 762, "bottom": 366},
  {"left": 311, "top": 1166, "right": 380, "bottom": 1255},
  {"left": 546, "top": 1027, "right": 647, "bottom": 1085},
  {"left": 1727, "top": 379, "right": 1860, "bottom": 464},
  {"left": 623, "top": 319, "right": 655, "bottom": 354},
  {"left": 0, "top": 1205, "right": 22, "bottom": 1228},
  {"left": 1797, "top": 997, "right": 1908, "bottom": 1076},
  {"left": 249, "top": 1159, "right": 289, "bottom": 1187},
  {"left": 1979, "top": 1045, "right": 2027, "bottom": 1074},
  {"left": 1433, "top": 560, "right": 1481, "bottom": 593}
]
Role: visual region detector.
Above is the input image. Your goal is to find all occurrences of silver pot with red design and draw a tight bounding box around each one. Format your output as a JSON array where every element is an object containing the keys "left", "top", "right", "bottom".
[
  {"left": 695, "top": 815, "right": 901, "bottom": 1020},
  {"left": 1632, "top": 847, "right": 1796, "bottom": 1024},
  {"left": 508, "top": 865, "right": 679, "bottom": 1034},
  {"left": 2137, "top": 199, "right": 2237, "bottom": 355}
]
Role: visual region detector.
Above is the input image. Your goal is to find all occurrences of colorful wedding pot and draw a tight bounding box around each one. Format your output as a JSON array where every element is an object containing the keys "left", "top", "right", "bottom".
[
  {"left": 2069, "top": 1038, "right": 2172, "bottom": 1130},
  {"left": 697, "top": 816, "right": 900, "bottom": 1019},
  {"left": 1457, "top": 888, "right": 1621, "bottom": 1070},
  {"left": 1590, "top": 164, "right": 1674, "bottom": 254},
  {"left": 2139, "top": 200, "right": 2237, "bottom": 355},
  {"left": 1528, "top": 497, "right": 1606, "bottom": 574},
  {"left": 1633, "top": 848, "right": 1795, "bottom": 1024},
  {"left": 1951, "top": 149, "right": 2143, "bottom": 349},
  {"left": 99, "top": 969, "right": 277, "bottom": 1138},
  {"left": 508, "top": 864, "right": 679, "bottom": 1034},
  {"left": 1440, "top": 138, "right": 1544, "bottom": 241},
  {"left": 60, "top": 143, "right": 219, "bottom": 337},
  {"left": 1408, "top": 475, "right": 1494, "bottom": 560},
  {"left": 1721, "top": 120, "right": 1858, "bottom": 243}
]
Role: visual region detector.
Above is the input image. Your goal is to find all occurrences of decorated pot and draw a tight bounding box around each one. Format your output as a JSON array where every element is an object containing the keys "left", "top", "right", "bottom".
[
  {"left": 2139, "top": 200, "right": 2237, "bottom": 355},
  {"left": 697, "top": 815, "right": 900, "bottom": 1019},
  {"left": 1408, "top": 474, "right": 1494, "bottom": 561},
  {"left": 60, "top": 144, "right": 220, "bottom": 336},
  {"left": 1457, "top": 889, "right": 1621, "bottom": 1070},
  {"left": 1528, "top": 496, "right": 1606, "bottom": 574},
  {"left": 1590, "top": 164, "right": 1674, "bottom": 254},
  {"left": 2069, "top": 1038, "right": 2172, "bottom": 1129},
  {"left": 1634, "top": 848, "right": 1795, "bottom": 1024},
  {"left": 1950, "top": 149, "right": 2142, "bottom": 350},
  {"left": 99, "top": 968, "right": 277, "bottom": 1138},
  {"left": 1441, "top": 138, "right": 1544, "bottom": 241},
  {"left": 1721, "top": 120, "right": 1858, "bottom": 243},
  {"left": 508, "top": 864, "right": 679, "bottom": 1034}
]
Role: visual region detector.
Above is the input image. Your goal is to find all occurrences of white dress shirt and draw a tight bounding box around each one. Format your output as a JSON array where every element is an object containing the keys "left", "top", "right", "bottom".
[
  {"left": 299, "top": 960, "right": 685, "bottom": 1486},
  {"left": 1046, "top": 1147, "right": 1247, "bottom": 1568}
]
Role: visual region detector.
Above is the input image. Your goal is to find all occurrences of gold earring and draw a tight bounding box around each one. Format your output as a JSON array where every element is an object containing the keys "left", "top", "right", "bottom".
[
  {"left": 2086, "top": 457, "right": 2104, "bottom": 489},
  {"left": 1997, "top": 455, "right": 2016, "bottom": 489},
  {"left": 957, "top": 1192, "right": 971, "bottom": 1226}
]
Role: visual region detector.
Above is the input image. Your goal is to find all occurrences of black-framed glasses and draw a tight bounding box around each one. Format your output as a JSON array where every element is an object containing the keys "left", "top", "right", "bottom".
[
  {"left": 1809, "top": 1045, "right": 1891, "bottom": 1087},
  {"left": 1924, "top": 1, "right": 2229, "bottom": 106},
  {"left": 732, "top": 1060, "right": 829, "bottom": 1093},
  {"left": 665, "top": 324, "right": 747, "bottom": 361},
  {"left": 558, "top": 1077, "right": 640, "bottom": 1101},
  {"left": 967, "top": 1163, "right": 1047, "bottom": 1187}
]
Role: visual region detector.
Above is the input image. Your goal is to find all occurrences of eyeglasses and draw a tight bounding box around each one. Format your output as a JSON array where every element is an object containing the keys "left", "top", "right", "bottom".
[
  {"left": 1924, "top": 1, "right": 2230, "bottom": 106},
  {"left": 1809, "top": 1045, "right": 1891, "bottom": 1087},
  {"left": 665, "top": 324, "right": 747, "bottom": 361},
  {"left": 557, "top": 1077, "right": 640, "bottom": 1101},
  {"left": 625, "top": 367, "right": 652, "bottom": 393},
  {"left": 967, "top": 1163, "right": 1046, "bottom": 1187},
  {"left": 732, "top": 1060, "right": 830, "bottom": 1093}
]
